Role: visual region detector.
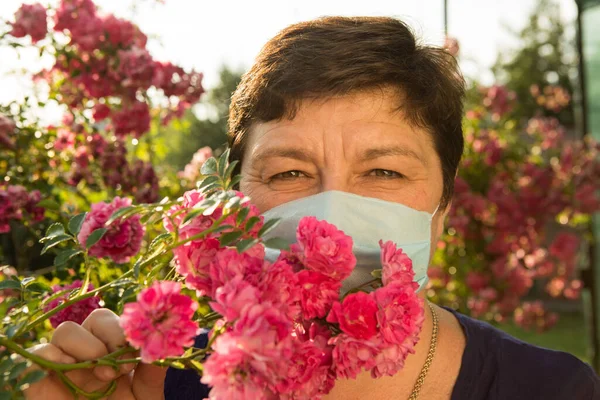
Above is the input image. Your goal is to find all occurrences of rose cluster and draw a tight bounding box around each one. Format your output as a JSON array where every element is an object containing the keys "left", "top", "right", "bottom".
[
  {"left": 0, "top": 185, "right": 45, "bottom": 234},
  {"left": 434, "top": 80, "right": 600, "bottom": 330},
  {"left": 118, "top": 190, "right": 424, "bottom": 399},
  {"left": 44, "top": 280, "right": 102, "bottom": 328}
]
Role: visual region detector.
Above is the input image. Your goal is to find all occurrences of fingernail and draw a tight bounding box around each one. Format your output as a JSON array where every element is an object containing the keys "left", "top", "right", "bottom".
[{"left": 120, "top": 362, "right": 134, "bottom": 374}]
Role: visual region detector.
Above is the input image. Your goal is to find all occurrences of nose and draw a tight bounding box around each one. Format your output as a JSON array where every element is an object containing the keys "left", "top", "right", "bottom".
[{"left": 319, "top": 168, "right": 352, "bottom": 194}]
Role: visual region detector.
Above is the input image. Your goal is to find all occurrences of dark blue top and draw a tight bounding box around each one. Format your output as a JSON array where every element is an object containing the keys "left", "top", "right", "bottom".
[{"left": 164, "top": 307, "right": 600, "bottom": 399}]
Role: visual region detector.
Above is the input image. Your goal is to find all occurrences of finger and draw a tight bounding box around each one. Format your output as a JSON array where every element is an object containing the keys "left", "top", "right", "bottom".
[
  {"left": 51, "top": 321, "right": 109, "bottom": 360},
  {"left": 108, "top": 374, "right": 136, "bottom": 400},
  {"left": 82, "top": 309, "right": 135, "bottom": 378},
  {"left": 24, "top": 344, "right": 76, "bottom": 399},
  {"left": 82, "top": 309, "right": 127, "bottom": 352},
  {"left": 51, "top": 321, "right": 116, "bottom": 382},
  {"left": 27, "top": 343, "right": 77, "bottom": 366},
  {"left": 132, "top": 363, "right": 167, "bottom": 400}
]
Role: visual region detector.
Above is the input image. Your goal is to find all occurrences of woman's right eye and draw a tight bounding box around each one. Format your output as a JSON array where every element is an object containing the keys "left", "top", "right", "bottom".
[{"left": 270, "top": 170, "right": 307, "bottom": 180}]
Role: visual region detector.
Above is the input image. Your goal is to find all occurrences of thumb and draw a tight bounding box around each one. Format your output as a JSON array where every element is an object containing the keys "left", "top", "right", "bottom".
[{"left": 132, "top": 362, "right": 167, "bottom": 400}]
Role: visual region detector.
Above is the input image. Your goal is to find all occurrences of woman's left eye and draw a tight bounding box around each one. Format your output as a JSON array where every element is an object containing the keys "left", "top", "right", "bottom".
[{"left": 368, "top": 169, "right": 404, "bottom": 178}]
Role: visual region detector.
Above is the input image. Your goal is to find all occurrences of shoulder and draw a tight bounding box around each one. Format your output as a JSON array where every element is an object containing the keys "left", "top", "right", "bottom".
[{"left": 445, "top": 307, "right": 599, "bottom": 400}]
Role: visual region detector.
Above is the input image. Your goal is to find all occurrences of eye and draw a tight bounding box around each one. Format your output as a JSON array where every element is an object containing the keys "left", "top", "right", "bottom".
[
  {"left": 368, "top": 169, "right": 404, "bottom": 179},
  {"left": 270, "top": 170, "right": 307, "bottom": 180}
]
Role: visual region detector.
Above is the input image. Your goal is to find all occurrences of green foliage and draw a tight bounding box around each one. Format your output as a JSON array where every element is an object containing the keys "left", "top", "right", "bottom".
[{"left": 493, "top": 0, "right": 576, "bottom": 125}]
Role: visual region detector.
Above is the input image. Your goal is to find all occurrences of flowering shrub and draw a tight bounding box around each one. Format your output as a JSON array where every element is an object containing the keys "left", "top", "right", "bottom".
[
  {"left": 0, "top": 0, "right": 202, "bottom": 271},
  {"left": 1, "top": 151, "right": 425, "bottom": 399},
  {"left": 430, "top": 47, "right": 600, "bottom": 329}
]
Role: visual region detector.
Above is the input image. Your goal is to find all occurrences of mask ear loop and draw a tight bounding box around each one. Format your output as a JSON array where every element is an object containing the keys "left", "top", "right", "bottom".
[{"left": 430, "top": 203, "right": 441, "bottom": 220}]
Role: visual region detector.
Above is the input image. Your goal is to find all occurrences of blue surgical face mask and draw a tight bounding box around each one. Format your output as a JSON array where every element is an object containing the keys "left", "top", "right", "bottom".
[{"left": 261, "top": 190, "right": 439, "bottom": 293}]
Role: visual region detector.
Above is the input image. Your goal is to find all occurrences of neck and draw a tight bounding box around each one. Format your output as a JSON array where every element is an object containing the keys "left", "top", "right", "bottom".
[{"left": 323, "top": 292, "right": 436, "bottom": 399}]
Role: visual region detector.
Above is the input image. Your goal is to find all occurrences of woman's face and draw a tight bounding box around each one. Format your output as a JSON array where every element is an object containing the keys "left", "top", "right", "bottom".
[{"left": 240, "top": 89, "right": 449, "bottom": 245}]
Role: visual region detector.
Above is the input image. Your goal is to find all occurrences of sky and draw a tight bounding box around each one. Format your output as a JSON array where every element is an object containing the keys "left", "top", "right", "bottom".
[{"left": 0, "top": 0, "right": 578, "bottom": 122}]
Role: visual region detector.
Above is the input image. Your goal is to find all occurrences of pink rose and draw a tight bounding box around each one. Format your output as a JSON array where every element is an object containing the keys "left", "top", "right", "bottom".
[
  {"left": 45, "top": 280, "right": 101, "bottom": 328},
  {"left": 373, "top": 281, "right": 424, "bottom": 345},
  {"left": 120, "top": 281, "right": 199, "bottom": 363},
  {"left": 258, "top": 258, "right": 300, "bottom": 320},
  {"left": 10, "top": 3, "right": 47, "bottom": 43},
  {"left": 211, "top": 276, "right": 260, "bottom": 321},
  {"left": 112, "top": 101, "right": 151, "bottom": 138},
  {"left": 77, "top": 197, "right": 145, "bottom": 264},
  {"left": 203, "top": 304, "right": 293, "bottom": 398},
  {"left": 371, "top": 341, "right": 413, "bottom": 378},
  {"left": 278, "top": 341, "right": 335, "bottom": 398},
  {"left": 92, "top": 103, "right": 111, "bottom": 121},
  {"left": 201, "top": 333, "right": 277, "bottom": 400},
  {"left": 327, "top": 292, "right": 378, "bottom": 340},
  {"left": 296, "top": 270, "right": 340, "bottom": 320},
  {"left": 465, "top": 271, "right": 490, "bottom": 293},
  {"left": 294, "top": 216, "right": 356, "bottom": 281},
  {"left": 172, "top": 237, "right": 220, "bottom": 296},
  {"left": 116, "top": 47, "right": 155, "bottom": 90},
  {"left": 379, "top": 240, "right": 415, "bottom": 286},
  {"left": 53, "top": 128, "right": 76, "bottom": 152},
  {"left": 209, "top": 248, "right": 265, "bottom": 295},
  {"left": 549, "top": 232, "right": 580, "bottom": 263},
  {"left": 329, "top": 334, "right": 379, "bottom": 380}
]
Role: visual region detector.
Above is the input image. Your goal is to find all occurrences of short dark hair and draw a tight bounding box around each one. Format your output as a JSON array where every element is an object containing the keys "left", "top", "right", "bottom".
[{"left": 228, "top": 16, "right": 465, "bottom": 207}]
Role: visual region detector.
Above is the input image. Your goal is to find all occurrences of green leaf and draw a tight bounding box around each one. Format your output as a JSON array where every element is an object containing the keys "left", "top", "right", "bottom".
[
  {"left": 133, "top": 258, "right": 142, "bottom": 280},
  {"left": 0, "top": 357, "right": 13, "bottom": 374},
  {"left": 183, "top": 208, "right": 206, "bottom": 224},
  {"left": 236, "top": 207, "right": 250, "bottom": 226},
  {"left": 68, "top": 213, "right": 87, "bottom": 235},
  {"left": 219, "top": 230, "right": 243, "bottom": 247},
  {"left": 150, "top": 233, "right": 172, "bottom": 249},
  {"left": 224, "top": 196, "right": 241, "bottom": 211},
  {"left": 0, "top": 280, "right": 22, "bottom": 291},
  {"left": 197, "top": 175, "right": 220, "bottom": 191},
  {"left": 263, "top": 237, "right": 291, "bottom": 250},
  {"left": 229, "top": 175, "right": 242, "bottom": 189},
  {"left": 370, "top": 269, "right": 383, "bottom": 279},
  {"left": 54, "top": 249, "right": 83, "bottom": 266},
  {"left": 217, "top": 148, "right": 229, "bottom": 177},
  {"left": 18, "top": 370, "right": 46, "bottom": 388},
  {"left": 41, "top": 223, "right": 65, "bottom": 242},
  {"left": 245, "top": 216, "right": 261, "bottom": 233},
  {"left": 85, "top": 228, "right": 107, "bottom": 249},
  {"left": 41, "top": 234, "right": 72, "bottom": 255},
  {"left": 0, "top": 392, "right": 13, "bottom": 400},
  {"left": 257, "top": 218, "right": 280, "bottom": 238},
  {"left": 224, "top": 160, "right": 239, "bottom": 181},
  {"left": 26, "top": 282, "right": 52, "bottom": 294},
  {"left": 8, "top": 361, "right": 28, "bottom": 380},
  {"left": 236, "top": 238, "right": 259, "bottom": 253},
  {"left": 36, "top": 198, "right": 60, "bottom": 210},
  {"left": 106, "top": 206, "right": 137, "bottom": 226},
  {"left": 200, "top": 157, "right": 218, "bottom": 175},
  {"left": 21, "top": 277, "right": 34, "bottom": 286}
]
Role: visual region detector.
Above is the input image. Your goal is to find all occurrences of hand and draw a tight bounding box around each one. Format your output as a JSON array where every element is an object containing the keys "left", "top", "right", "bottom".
[{"left": 24, "top": 309, "right": 166, "bottom": 400}]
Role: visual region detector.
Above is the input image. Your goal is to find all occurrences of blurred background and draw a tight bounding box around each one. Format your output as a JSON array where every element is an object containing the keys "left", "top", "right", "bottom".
[{"left": 0, "top": 0, "right": 599, "bottom": 373}]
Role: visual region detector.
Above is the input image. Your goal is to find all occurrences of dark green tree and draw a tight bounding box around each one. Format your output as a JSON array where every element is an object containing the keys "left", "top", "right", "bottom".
[{"left": 493, "top": 0, "right": 576, "bottom": 126}]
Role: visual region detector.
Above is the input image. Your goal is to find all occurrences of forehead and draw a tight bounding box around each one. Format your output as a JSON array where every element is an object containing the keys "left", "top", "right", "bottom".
[{"left": 243, "top": 89, "right": 438, "bottom": 164}]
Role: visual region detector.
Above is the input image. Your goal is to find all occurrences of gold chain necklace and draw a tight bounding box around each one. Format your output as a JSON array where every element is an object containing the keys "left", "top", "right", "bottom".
[{"left": 407, "top": 301, "right": 439, "bottom": 400}]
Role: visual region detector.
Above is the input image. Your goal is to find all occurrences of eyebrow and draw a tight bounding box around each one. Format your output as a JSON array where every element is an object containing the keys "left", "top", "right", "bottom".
[
  {"left": 251, "top": 147, "right": 314, "bottom": 164},
  {"left": 359, "top": 146, "right": 428, "bottom": 166}
]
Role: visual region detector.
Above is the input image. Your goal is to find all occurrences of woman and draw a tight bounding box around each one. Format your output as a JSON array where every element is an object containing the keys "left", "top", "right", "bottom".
[{"left": 26, "top": 16, "right": 599, "bottom": 400}]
